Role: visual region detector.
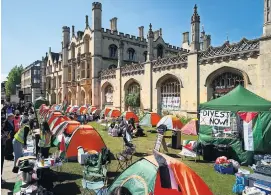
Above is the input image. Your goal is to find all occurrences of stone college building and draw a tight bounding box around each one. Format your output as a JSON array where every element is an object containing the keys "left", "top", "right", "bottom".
[{"left": 42, "top": 1, "right": 271, "bottom": 116}]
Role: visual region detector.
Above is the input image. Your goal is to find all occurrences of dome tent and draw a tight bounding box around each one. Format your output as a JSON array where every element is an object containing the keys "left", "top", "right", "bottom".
[
  {"left": 139, "top": 112, "right": 161, "bottom": 127},
  {"left": 107, "top": 152, "right": 213, "bottom": 195}
]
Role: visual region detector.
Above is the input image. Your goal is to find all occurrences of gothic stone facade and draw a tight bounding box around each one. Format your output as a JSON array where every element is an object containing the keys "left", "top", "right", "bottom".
[{"left": 43, "top": 1, "right": 271, "bottom": 117}]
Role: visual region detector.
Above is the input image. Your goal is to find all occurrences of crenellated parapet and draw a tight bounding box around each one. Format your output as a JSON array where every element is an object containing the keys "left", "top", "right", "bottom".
[
  {"left": 121, "top": 62, "right": 145, "bottom": 76},
  {"left": 152, "top": 54, "right": 188, "bottom": 72},
  {"left": 199, "top": 38, "right": 260, "bottom": 64},
  {"left": 101, "top": 28, "right": 147, "bottom": 43},
  {"left": 100, "top": 68, "right": 116, "bottom": 80}
]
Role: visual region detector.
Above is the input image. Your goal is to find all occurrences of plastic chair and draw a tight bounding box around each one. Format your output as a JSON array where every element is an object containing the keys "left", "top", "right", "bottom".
[{"left": 82, "top": 179, "right": 107, "bottom": 195}]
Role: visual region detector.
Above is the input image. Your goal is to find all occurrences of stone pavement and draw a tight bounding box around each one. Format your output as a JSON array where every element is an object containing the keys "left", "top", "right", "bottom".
[{"left": 1, "top": 159, "right": 17, "bottom": 195}]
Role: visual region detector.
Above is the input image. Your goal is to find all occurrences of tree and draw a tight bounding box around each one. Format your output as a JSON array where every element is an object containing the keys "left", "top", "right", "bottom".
[
  {"left": 5, "top": 65, "right": 24, "bottom": 96},
  {"left": 125, "top": 93, "right": 140, "bottom": 108}
]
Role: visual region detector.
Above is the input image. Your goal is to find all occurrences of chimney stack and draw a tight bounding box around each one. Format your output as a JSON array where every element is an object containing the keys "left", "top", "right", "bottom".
[
  {"left": 203, "top": 35, "right": 211, "bottom": 50},
  {"left": 138, "top": 26, "right": 144, "bottom": 39},
  {"left": 183, "top": 32, "right": 189, "bottom": 44},
  {"left": 110, "top": 17, "right": 118, "bottom": 31},
  {"left": 72, "top": 25, "right": 75, "bottom": 36}
]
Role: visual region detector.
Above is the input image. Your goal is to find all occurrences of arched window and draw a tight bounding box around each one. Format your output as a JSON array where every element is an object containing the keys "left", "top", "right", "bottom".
[
  {"left": 160, "top": 78, "right": 181, "bottom": 111},
  {"left": 157, "top": 44, "right": 163, "bottom": 58},
  {"left": 71, "top": 43, "right": 75, "bottom": 58},
  {"left": 109, "top": 64, "right": 117, "bottom": 69},
  {"left": 105, "top": 85, "right": 113, "bottom": 104},
  {"left": 161, "top": 78, "right": 180, "bottom": 98},
  {"left": 109, "top": 44, "right": 117, "bottom": 58},
  {"left": 211, "top": 72, "right": 244, "bottom": 99},
  {"left": 72, "top": 66, "right": 75, "bottom": 81},
  {"left": 127, "top": 48, "right": 135, "bottom": 61},
  {"left": 127, "top": 82, "right": 140, "bottom": 94},
  {"left": 143, "top": 51, "right": 147, "bottom": 62}
]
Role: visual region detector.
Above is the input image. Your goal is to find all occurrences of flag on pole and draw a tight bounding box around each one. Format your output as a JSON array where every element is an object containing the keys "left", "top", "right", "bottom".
[{"left": 62, "top": 94, "right": 68, "bottom": 112}]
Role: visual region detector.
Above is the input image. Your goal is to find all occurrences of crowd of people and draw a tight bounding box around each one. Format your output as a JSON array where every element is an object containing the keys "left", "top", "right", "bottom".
[{"left": 1, "top": 102, "right": 48, "bottom": 184}]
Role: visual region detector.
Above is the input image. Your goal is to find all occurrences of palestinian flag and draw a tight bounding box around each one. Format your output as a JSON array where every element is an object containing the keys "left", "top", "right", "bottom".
[
  {"left": 59, "top": 135, "right": 66, "bottom": 159},
  {"left": 237, "top": 112, "right": 258, "bottom": 151},
  {"left": 62, "top": 95, "right": 68, "bottom": 112}
]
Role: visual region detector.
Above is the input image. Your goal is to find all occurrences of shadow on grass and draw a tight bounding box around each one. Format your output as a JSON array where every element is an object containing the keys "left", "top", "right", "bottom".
[
  {"left": 134, "top": 152, "right": 149, "bottom": 158},
  {"left": 107, "top": 171, "right": 121, "bottom": 185},
  {"left": 166, "top": 153, "right": 181, "bottom": 159},
  {"left": 53, "top": 182, "right": 81, "bottom": 195},
  {"left": 51, "top": 171, "right": 82, "bottom": 183},
  {"left": 1, "top": 181, "right": 15, "bottom": 192}
]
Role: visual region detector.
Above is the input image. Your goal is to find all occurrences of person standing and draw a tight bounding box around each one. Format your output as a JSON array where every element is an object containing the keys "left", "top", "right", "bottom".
[
  {"left": 12, "top": 119, "right": 30, "bottom": 173},
  {"left": 1, "top": 124, "right": 9, "bottom": 184},
  {"left": 2, "top": 113, "right": 15, "bottom": 160},
  {"left": 38, "top": 121, "right": 52, "bottom": 158}
]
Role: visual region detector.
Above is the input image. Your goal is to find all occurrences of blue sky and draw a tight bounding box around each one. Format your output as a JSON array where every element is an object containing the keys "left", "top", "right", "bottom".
[{"left": 1, "top": 0, "right": 263, "bottom": 81}]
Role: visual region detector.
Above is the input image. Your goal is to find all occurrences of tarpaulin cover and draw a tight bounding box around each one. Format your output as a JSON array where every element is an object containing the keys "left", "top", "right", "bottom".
[
  {"left": 100, "top": 108, "right": 111, "bottom": 117},
  {"left": 200, "top": 85, "right": 271, "bottom": 112},
  {"left": 139, "top": 112, "right": 161, "bottom": 127}
]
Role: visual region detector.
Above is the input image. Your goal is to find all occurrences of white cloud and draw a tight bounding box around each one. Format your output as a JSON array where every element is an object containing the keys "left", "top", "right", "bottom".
[{"left": 1, "top": 74, "right": 8, "bottom": 82}]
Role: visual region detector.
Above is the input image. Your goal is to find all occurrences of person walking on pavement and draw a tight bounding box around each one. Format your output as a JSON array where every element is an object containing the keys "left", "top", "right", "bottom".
[
  {"left": 2, "top": 113, "right": 15, "bottom": 160},
  {"left": 12, "top": 119, "right": 30, "bottom": 173}
]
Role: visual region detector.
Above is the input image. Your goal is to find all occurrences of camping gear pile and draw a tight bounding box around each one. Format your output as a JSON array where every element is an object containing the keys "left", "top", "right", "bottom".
[{"left": 214, "top": 156, "right": 234, "bottom": 174}]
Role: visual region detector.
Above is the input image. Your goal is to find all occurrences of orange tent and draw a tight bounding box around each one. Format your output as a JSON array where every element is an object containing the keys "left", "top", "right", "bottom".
[
  {"left": 39, "top": 106, "right": 49, "bottom": 115},
  {"left": 39, "top": 104, "right": 46, "bottom": 113},
  {"left": 40, "top": 108, "right": 50, "bottom": 119},
  {"left": 107, "top": 152, "right": 213, "bottom": 195},
  {"left": 139, "top": 112, "right": 161, "bottom": 127},
  {"left": 107, "top": 109, "right": 121, "bottom": 118},
  {"left": 157, "top": 115, "right": 184, "bottom": 130},
  {"left": 48, "top": 112, "right": 63, "bottom": 126},
  {"left": 46, "top": 110, "right": 61, "bottom": 122},
  {"left": 79, "top": 106, "right": 87, "bottom": 114},
  {"left": 122, "top": 111, "right": 139, "bottom": 122},
  {"left": 64, "top": 125, "right": 106, "bottom": 160},
  {"left": 49, "top": 116, "right": 71, "bottom": 130},
  {"left": 52, "top": 120, "right": 80, "bottom": 138}
]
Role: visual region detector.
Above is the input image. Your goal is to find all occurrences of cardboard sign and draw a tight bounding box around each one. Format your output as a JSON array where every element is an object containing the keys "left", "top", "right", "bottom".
[
  {"left": 154, "top": 134, "right": 168, "bottom": 152},
  {"left": 200, "top": 110, "right": 231, "bottom": 127},
  {"left": 179, "top": 147, "right": 197, "bottom": 158}
]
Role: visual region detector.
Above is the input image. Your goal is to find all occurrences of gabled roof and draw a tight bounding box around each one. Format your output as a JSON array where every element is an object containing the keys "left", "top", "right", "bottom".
[{"left": 200, "top": 85, "right": 271, "bottom": 111}]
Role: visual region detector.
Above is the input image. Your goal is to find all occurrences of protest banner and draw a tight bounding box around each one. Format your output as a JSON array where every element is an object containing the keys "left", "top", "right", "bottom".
[{"left": 200, "top": 110, "right": 231, "bottom": 127}]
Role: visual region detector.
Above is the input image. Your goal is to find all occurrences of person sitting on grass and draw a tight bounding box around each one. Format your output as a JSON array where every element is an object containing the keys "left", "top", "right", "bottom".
[{"left": 134, "top": 125, "right": 146, "bottom": 137}]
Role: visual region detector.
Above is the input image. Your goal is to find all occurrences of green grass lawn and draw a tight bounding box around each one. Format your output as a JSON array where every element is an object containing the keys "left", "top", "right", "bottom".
[{"left": 50, "top": 122, "right": 237, "bottom": 195}]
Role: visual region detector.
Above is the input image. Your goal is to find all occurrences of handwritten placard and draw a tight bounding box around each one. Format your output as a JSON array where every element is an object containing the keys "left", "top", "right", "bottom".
[{"left": 200, "top": 110, "right": 231, "bottom": 127}]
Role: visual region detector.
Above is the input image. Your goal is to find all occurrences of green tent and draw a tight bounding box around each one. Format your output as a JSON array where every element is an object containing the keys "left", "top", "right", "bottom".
[
  {"left": 34, "top": 96, "right": 49, "bottom": 109},
  {"left": 199, "top": 85, "right": 271, "bottom": 165},
  {"left": 200, "top": 85, "right": 271, "bottom": 111}
]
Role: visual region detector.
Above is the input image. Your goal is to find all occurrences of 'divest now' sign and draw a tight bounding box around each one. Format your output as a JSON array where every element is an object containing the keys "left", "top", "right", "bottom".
[{"left": 200, "top": 110, "right": 231, "bottom": 127}]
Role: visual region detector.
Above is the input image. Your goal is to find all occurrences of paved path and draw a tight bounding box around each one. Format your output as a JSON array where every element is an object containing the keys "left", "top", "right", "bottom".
[{"left": 1, "top": 159, "right": 17, "bottom": 195}]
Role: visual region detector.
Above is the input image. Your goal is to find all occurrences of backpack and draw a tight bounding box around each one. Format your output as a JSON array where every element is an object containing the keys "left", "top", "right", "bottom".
[{"left": 101, "top": 147, "right": 111, "bottom": 165}]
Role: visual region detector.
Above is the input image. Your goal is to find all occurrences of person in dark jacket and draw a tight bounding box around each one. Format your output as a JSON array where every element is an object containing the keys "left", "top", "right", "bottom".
[
  {"left": 1, "top": 123, "right": 9, "bottom": 184},
  {"left": 2, "top": 113, "right": 15, "bottom": 160}
]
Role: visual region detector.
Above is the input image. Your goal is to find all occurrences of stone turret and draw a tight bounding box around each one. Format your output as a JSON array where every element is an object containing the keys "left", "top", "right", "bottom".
[
  {"left": 138, "top": 26, "right": 144, "bottom": 41},
  {"left": 190, "top": 4, "right": 200, "bottom": 51},
  {"left": 264, "top": 0, "right": 271, "bottom": 36},
  {"left": 147, "top": 23, "right": 154, "bottom": 61},
  {"left": 61, "top": 26, "right": 70, "bottom": 100},
  {"left": 92, "top": 2, "right": 102, "bottom": 31}
]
